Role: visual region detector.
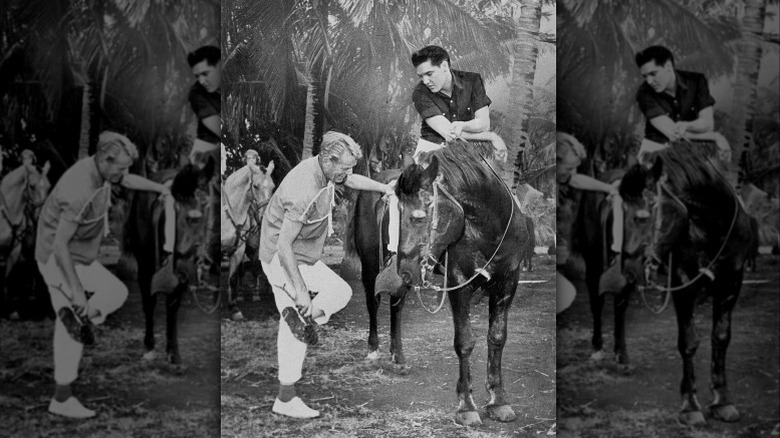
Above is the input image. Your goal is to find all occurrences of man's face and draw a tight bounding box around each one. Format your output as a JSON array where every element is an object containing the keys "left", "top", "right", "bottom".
[
  {"left": 416, "top": 60, "right": 450, "bottom": 94},
  {"left": 99, "top": 152, "right": 133, "bottom": 184},
  {"left": 639, "top": 60, "right": 674, "bottom": 94},
  {"left": 324, "top": 151, "right": 357, "bottom": 184},
  {"left": 557, "top": 153, "right": 580, "bottom": 184},
  {"left": 192, "top": 60, "right": 221, "bottom": 93}
]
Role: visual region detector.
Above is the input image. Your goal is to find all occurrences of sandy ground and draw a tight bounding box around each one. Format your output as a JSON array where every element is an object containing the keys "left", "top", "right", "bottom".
[
  {"left": 556, "top": 255, "right": 780, "bottom": 438},
  {"left": 221, "top": 245, "right": 557, "bottom": 437}
]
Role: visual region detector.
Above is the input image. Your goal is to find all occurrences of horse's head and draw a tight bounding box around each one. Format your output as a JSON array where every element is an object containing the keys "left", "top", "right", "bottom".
[
  {"left": 248, "top": 161, "right": 275, "bottom": 223},
  {"left": 168, "top": 163, "right": 215, "bottom": 284},
  {"left": 616, "top": 164, "right": 656, "bottom": 286},
  {"left": 25, "top": 161, "right": 51, "bottom": 212},
  {"left": 395, "top": 156, "right": 465, "bottom": 287}
]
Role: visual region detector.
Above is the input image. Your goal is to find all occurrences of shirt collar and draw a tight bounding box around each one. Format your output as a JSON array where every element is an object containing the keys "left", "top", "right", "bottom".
[
  {"left": 451, "top": 69, "right": 464, "bottom": 90},
  {"left": 313, "top": 156, "right": 328, "bottom": 188}
]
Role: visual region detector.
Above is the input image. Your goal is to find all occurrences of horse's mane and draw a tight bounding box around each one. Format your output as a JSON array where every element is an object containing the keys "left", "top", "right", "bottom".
[
  {"left": 398, "top": 140, "right": 500, "bottom": 197},
  {"left": 649, "top": 142, "right": 731, "bottom": 197}
]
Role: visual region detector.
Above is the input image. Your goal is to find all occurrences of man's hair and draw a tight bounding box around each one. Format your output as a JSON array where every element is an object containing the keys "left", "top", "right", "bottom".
[
  {"left": 321, "top": 131, "right": 363, "bottom": 162},
  {"left": 411, "top": 45, "right": 450, "bottom": 68},
  {"left": 556, "top": 132, "right": 587, "bottom": 163},
  {"left": 96, "top": 131, "right": 139, "bottom": 162},
  {"left": 635, "top": 45, "right": 674, "bottom": 68},
  {"left": 187, "top": 45, "right": 221, "bottom": 68}
]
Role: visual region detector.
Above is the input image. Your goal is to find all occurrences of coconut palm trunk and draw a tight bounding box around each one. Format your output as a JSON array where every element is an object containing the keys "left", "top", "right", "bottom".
[{"left": 732, "top": 0, "right": 767, "bottom": 170}]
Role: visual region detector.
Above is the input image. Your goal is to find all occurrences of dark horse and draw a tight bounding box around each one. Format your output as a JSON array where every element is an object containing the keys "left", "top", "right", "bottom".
[
  {"left": 123, "top": 157, "right": 215, "bottom": 364},
  {"left": 630, "top": 142, "right": 755, "bottom": 426},
  {"left": 354, "top": 139, "right": 531, "bottom": 425},
  {"left": 563, "top": 166, "right": 653, "bottom": 366}
]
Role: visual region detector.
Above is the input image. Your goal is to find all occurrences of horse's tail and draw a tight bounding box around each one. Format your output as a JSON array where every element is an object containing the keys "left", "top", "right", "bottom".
[
  {"left": 344, "top": 195, "right": 358, "bottom": 260},
  {"left": 121, "top": 191, "right": 138, "bottom": 258}
]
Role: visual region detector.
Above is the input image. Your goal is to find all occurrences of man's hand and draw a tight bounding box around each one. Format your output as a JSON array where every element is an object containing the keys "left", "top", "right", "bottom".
[
  {"left": 673, "top": 121, "right": 689, "bottom": 139},
  {"left": 450, "top": 121, "right": 466, "bottom": 140},
  {"left": 294, "top": 290, "right": 313, "bottom": 317},
  {"left": 384, "top": 180, "right": 396, "bottom": 197},
  {"left": 71, "top": 289, "right": 89, "bottom": 319}
]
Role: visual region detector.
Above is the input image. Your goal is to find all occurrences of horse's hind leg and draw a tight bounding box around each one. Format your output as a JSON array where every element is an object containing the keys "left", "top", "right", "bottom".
[
  {"left": 485, "top": 280, "right": 518, "bottom": 423},
  {"left": 708, "top": 271, "right": 742, "bottom": 422},
  {"left": 362, "top": 270, "right": 381, "bottom": 361},
  {"left": 227, "top": 244, "right": 245, "bottom": 321},
  {"left": 139, "top": 265, "right": 157, "bottom": 357},
  {"left": 673, "top": 288, "right": 706, "bottom": 426},
  {"left": 165, "top": 285, "right": 184, "bottom": 365},
  {"left": 586, "top": 264, "right": 606, "bottom": 360},
  {"left": 389, "top": 294, "right": 408, "bottom": 374},
  {"left": 450, "top": 287, "right": 481, "bottom": 426}
]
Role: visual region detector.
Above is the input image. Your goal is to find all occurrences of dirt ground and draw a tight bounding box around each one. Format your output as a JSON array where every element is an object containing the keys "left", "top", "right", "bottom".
[
  {"left": 0, "top": 246, "right": 221, "bottom": 438},
  {"left": 221, "top": 245, "right": 557, "bottom": 437},
  {"left": 556, "top": 254, "right": 780, "bottom": 438}
]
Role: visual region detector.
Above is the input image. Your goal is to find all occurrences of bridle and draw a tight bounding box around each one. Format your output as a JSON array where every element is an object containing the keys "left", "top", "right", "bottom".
[
  {"left": 409, "top": 156, "right": 516, "bottom": 314},
  {"left": 639, "top": 163, "right": 741, "bottom": 313}
]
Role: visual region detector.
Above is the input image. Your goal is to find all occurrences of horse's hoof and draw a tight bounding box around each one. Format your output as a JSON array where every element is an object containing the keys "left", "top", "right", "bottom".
[
  {"left": 709, "top": 404, "right": 740, "bottom": 422},
  {"left": 365, "top": 350, "right": 381, "bottom": 362},
  {"left": 615, "top": 363, "right": 636, "bottom": 375},
  {"left": 455, "top": 410, "right": 482, "bottom": 426},
  {"left": 392, "top": 363, "right": 410, "bottom": 376},
  {"left": 142, "top": 350, "right": 158, "bottom": 361},
  {"left": 589, "top": 350, "right": 606, "bottom": 361},
  {"left": 486, "top": 404, "right": 517, "bottom": 422},
  {"left": 231, "top": 311, "right": 244, "bottom": 321},
  {"left": 678, "top": 410, "right": 707, "bottom": 426},
  {"left": 167, "top": 352, "right": 181, "bottom": 365}
]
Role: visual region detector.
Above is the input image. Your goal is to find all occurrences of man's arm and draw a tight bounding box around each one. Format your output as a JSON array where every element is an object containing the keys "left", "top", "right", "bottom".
[
  {"left": 344, "top": 174, "right": 394, "bottom": 195},
  {"left": 451, "top": 106, "right": 490, "bottom": 137},
  {"left": 677, "top": 106, "right": 714, "bottom": 135},
  {"left": 276, "top": 218, "right": 311, "bottom": 315},
  {"left": 569, "top": 173, "right": 618, "bottom": 195},
  {"left": 121, "top": 174, "right": 170, "bottom": 195},
  {"left": 201, "top": 114, "right": 221, "bottom": 138},
  {"left": 52, "top": 218, "right": 88, "bottom": 315}
]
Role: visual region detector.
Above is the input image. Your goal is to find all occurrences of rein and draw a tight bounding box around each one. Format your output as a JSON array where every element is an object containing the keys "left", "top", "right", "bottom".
[
  {"left": 415, "top": 156, "right": 515, "bottom": 312},
  {"left": 641, "top": 170, "right": 740, "bottom": 298}
]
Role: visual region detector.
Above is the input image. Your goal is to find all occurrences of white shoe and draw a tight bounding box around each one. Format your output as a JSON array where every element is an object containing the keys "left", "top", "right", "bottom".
[
  {"left": 48, "top": 397, "right": 96, "bottom": 419},
  {"left": 272, "top": 397, "right": 320, "bottom": 419}
]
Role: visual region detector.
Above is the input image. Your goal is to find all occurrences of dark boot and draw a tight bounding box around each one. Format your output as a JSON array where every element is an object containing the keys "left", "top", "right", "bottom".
[
  {"left": 599, "top": 253, "right": 626, "bottom": 295},
  {"left": 151, "top": 253, "right": 179, "bottom": 296},
  {"left": 58, "top": 307, "right": 94, "bottom": 346}
]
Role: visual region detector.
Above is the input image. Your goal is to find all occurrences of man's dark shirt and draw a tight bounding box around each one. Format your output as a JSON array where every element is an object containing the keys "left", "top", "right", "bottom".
[
  {"left": 189, "top": 82, "right": 220, "bottom": 144},
  {"left": 412, "top": 69, "right": 492, "bottom": 143},
  {"left": 636, "top": 69, "right": 715, "bottom": 143}
]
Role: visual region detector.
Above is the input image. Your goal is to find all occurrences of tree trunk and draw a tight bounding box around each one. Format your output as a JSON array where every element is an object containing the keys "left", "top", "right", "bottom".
[
  {"left": 77, "top": 80, "right": 91, "bottom": 159},
  {"left": 506, "top": 0, "right": 542, "bottom": 187},
  {"left": 732, "top": 0, "right": 766, "bottom": 173},
  {"left": 301, "top": 78, "right": 317, "bottom": 160}
]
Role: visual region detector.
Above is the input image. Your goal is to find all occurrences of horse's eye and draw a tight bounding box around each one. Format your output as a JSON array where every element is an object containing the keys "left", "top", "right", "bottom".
[
  {"left": 187, "top": 209, "right": 203, "bottom": 219},
  {"left": 636, "top": 209, "right": 650, "bottom": 219}
]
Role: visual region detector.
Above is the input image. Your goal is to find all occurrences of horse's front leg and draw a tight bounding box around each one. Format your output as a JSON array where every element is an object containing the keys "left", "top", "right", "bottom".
[
  {"left": 138, "top": 264, "right": 157, "bottom": 357},
  {"left": 389, "top": 293, "right": 409, "bottom": 374},
  {"left": 165, "top": 283, "right": 184, "bottom": 365},
  {"left": 673, "top": 286, "right": 705, "bottom": 426},
  {"left": 708, "top": 270, "right": 742, "bottom": 422},
  {"left": 227, "top": 243, "right": 245, "bottom": 321},
  {"left": 613, "top": 285, "right": 632, "bottom": 367},
  {"left": 362, "top": 266, "right": 381, "bottom": 361},
  {"left": 586, "top": 262, "right": 606, "bottom": 360},
  {"left": 485, "top": 279, "right": 518, "bottom": 422},
  {"left": 450, "top": 286, "right": 480, "bottom": 426}
]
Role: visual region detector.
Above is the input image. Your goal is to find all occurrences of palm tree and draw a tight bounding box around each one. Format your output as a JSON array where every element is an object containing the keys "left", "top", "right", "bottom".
[
  {"left": 557, "top": 0, "right": 740, "bottom": 167},
  {"left": 1, "top": 0, "right": 219, "bottom": 165},
  {"left": 223, "top": 0, "right": 513, "bottom": 166}
]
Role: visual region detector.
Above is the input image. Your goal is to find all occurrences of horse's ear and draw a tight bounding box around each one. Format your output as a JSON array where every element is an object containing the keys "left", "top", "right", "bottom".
[
  {"left": 423, "top": 156, "right": 439, "bottom": 183},
  {"left": 267, "top": 160, "right": 275, "bottom": 173},
  {"left": 42, "top": 160, "right": 51, "bottom": 175},
  {"left": 649, "top": 155, "right": 663, "bottom": 183}
]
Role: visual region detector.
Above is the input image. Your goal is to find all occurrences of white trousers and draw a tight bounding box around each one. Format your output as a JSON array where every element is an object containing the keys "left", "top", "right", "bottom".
[
  {"left": 38, "top": 255, "right": 128, "bottom": 385},
  {"left": 261, "top": 253, "right": 352, "bottom": 385}
]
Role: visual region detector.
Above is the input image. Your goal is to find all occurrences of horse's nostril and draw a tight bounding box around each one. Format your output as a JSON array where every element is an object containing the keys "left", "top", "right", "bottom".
[{"left": 401, "top": 271, "right": 412, "bottom": 285}]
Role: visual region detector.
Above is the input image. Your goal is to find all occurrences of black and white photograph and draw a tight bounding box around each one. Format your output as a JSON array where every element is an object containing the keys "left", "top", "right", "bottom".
[
  {"left": 0, "top": 1, "right": 222, "bottom": 437},
  {"left": 556, "top": 1, "right": 780, "bottom": 437},
  {"left": 219, "top": 0, "right": 556, "bottom": 436}
]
